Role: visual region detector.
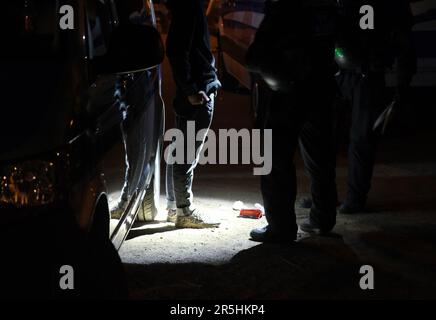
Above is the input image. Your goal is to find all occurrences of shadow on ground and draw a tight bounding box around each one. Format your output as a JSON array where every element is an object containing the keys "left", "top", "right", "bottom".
[
  {"left": 123, "top": 58, "right": 436, "bottom": 300},
  {"left": 124, "top": 225, "right": 436, "bottom": 300}
]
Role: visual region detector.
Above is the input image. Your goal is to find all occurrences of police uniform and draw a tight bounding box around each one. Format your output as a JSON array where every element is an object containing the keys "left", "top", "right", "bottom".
[
  {"left": 249, "top": 0, "right": 340, "bottom": 240},
  {"left": 335, "top": 0, "right": 416, "bottom": 211}
]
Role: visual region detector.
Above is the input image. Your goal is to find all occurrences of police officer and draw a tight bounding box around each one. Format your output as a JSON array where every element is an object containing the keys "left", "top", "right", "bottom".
[
  {"left": 334, "top": 0, "right": 416, "bottom": 213},
  {"left": 298, "top": 0, "right": 417, "bottom": 213},
  {"left": 248, "top": 0, "right": 340, "bottom": 241}
]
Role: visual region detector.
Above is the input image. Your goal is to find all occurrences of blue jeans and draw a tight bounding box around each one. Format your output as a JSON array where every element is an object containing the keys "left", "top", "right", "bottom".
[{"left": 166, "top": 92, "right": 215, "bottom": 209}]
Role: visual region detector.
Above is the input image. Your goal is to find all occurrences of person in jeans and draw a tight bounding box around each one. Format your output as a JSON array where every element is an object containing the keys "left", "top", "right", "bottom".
[{"left": 165, "top": 0, "right": 221, "bottom": 228}]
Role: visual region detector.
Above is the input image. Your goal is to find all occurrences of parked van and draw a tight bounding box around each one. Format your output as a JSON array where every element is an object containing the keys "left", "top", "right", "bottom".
[{"left": 0, "top": 0, "right": 165, "bottom": 298}]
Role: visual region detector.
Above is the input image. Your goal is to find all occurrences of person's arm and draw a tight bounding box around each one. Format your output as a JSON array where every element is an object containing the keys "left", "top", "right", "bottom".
[{"left": 166, "top": 1, "right": 199, "bottom": 98}]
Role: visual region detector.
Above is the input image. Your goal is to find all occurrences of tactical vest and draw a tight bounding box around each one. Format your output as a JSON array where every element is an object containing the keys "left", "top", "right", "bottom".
[
  {"left": 334, "top": 0, "right": 398, "bottom": 73},
  {"left": 246, "top": 0, "right": 339, "bottom": 91}
]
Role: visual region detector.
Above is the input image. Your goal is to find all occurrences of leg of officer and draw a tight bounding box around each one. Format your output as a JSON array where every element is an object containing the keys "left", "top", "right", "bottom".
[
  {"left": 299, "top": 96, "right": 338, "bottom": 232},
  {"left": 343, "top": 71, "right": 385, "bottom": 212},
  {"left": 252, "top": 92, "right": 302, "bottom": 242}
]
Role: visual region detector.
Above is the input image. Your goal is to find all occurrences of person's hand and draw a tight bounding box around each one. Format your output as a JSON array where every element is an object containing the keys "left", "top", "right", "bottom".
[{"left": 188, "top": 91, "right": 210, "bottom": 106}]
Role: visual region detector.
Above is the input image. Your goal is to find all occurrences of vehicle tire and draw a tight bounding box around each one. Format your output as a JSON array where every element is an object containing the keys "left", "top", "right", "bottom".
[
  {"left": 84, "top": 235, "right": 129, "bottom": 299},
  {"left": 136, "top": 140, "right": 161, "bottom": 222},
  {"left": 81, "top": 200, "right": 128, "bottom": 299}
]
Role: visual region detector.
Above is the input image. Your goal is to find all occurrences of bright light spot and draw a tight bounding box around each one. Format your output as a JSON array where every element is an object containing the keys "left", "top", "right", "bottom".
[
  {"left": 335, "top": 47, "right": 345, "bottom": 59},
  {"left": 264, "top": 77, "right": 278, "bottom": 88}
]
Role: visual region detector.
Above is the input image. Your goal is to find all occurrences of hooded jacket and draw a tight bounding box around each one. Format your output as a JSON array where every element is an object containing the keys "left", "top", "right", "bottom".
[{"left": 166, "top": 0, "right": 221, "bottom": 97}]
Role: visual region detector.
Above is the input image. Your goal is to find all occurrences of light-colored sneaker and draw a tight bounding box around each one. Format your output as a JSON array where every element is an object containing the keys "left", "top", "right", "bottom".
[
  {"left": 111, "top": 199, "right": 127, "bottom": 219},
  {"left": 175, "top": 207, "right": 220, "bottom": 229},
  {"left": 167, "top": 209, "right": 177, "bottom": 223}
]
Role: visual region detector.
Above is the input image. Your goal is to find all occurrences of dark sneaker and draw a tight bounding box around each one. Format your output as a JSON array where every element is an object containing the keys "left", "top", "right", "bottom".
[
  {"left": 175, "top": 207, "right": 220, "bottom": 229},
  {"left": 250, "top": 226, "right": 296, "bottom": 243},
  {"left": 297, "top": 197, "right": 313, "bottom": 209},
  {"left": 167, "top": 209, "right": 177, "bottom": 223},
  {"left": 338, "top": 202, "right": 365, "bottom": 214},
  {"left": 299, "top": 219, "right": 333, "bottom": 235}
]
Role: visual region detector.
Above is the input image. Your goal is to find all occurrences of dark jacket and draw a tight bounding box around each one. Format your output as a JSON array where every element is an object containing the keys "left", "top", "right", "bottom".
[
  {"left": 337, "top": 0, "right": 417, "bottom": 86},
  {"left": 246, "top": 0, "right": 338, "bottom": 91},
  {"left": 166, "top": 0, "right": 221, "bottom": 97},
  {"left": 386, "top": 0, "right": 417, "bottom": 88}
]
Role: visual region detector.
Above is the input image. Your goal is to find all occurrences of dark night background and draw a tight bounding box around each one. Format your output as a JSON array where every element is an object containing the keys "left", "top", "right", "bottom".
[{"left": 0, "top": 0, "right": 436, "bottom": 301}]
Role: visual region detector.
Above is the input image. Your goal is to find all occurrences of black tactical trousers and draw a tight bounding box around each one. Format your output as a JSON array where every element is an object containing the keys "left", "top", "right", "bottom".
[
  {"left": 260, "top": 80, "right": 338, "bottom": 235},
  {"left": 337, "top": 71, "right": 386, "bottom": 206}
]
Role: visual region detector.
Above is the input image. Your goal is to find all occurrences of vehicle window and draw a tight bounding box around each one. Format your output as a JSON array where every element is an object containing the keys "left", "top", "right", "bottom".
[
  {"left": 86, "top": 0, "right": 115, "bottom": 59},
  {"left": 0, "top": 0, "right": 59, "bottom": 59}
]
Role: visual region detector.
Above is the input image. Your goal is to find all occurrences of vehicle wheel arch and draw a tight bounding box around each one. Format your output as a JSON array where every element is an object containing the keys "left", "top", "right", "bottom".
[{"left": 89, "top": 192, "right": 110, "bottom": 242}]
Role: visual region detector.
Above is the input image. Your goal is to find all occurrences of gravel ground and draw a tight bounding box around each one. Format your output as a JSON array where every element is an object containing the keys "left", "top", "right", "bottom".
[
  {"left": 120, "top": 158, "right": 436, "bottom": 299},
  {"left": 118, "top": 50, "right": 436, "bottom": 300}
]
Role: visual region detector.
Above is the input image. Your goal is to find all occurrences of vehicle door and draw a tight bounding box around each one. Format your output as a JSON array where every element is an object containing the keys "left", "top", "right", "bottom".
[
  {"left": 85, "top": 0, "right": 129, "bottom": 219},
  {"left": 113, "top": 0, "right": 163, "bottom": 197}
]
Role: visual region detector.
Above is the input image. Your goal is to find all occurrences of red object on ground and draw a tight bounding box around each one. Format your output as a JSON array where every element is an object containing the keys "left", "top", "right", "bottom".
[{"left": 239, "top": 209, "right": 263, "bottom": 219}]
